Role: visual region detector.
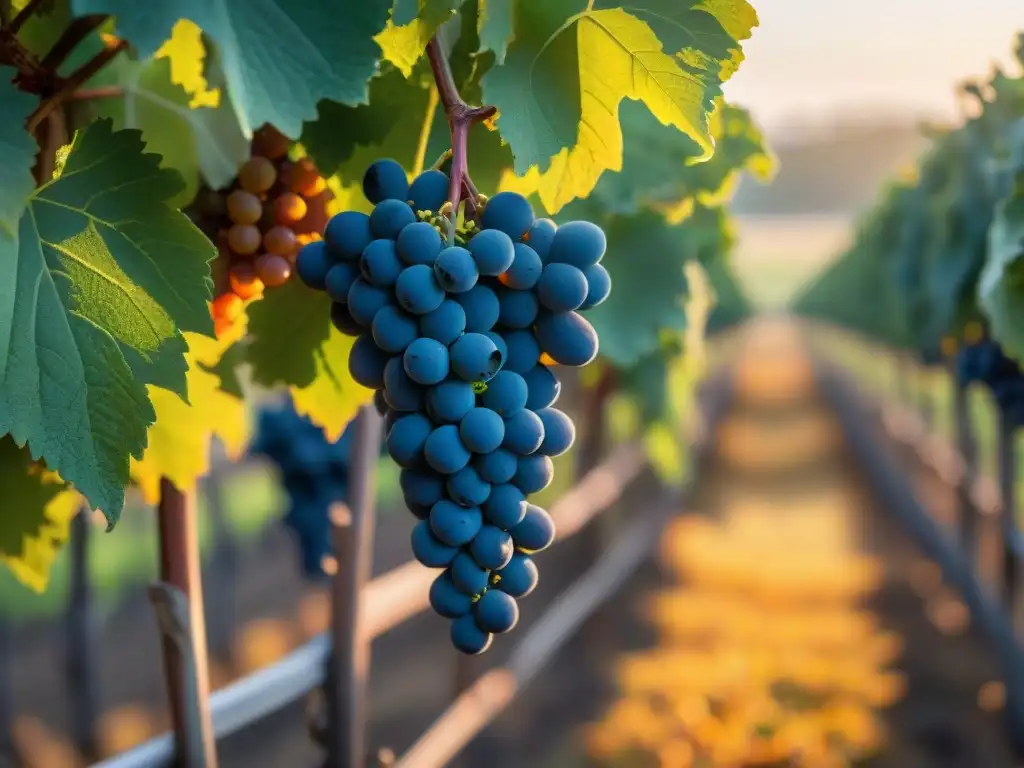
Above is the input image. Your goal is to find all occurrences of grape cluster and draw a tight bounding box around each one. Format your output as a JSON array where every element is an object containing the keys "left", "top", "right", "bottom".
[
  {"left": 956, "top": 337, "right": 1024, "bottom": 427},
  {"left": 250, "top": 401, "right": 358, "bottom": 578},
  {"left": 295, "top": 158, "right": 611, "bottom": 654},
  {"left": 192, "top": 126, "right": 333, "bottom": 336}
]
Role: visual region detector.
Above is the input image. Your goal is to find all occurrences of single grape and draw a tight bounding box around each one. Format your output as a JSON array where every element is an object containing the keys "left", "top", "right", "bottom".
[
  {"left": 525, "top": 218, "right": 557, "bottom": 262},
  {"left": 347, "top": 277, "right": 392, "bottom": 326},
  {"left": 496, "top": 286, "right": 539, "bottom": 329},
  {"left": 451, "top": 614, "right": 492, "bottom": 655},
  {"left": 239, "top": 156, "right": 276, "bottom": 193},
  {"left": 275, "top": 192, "right": 308, "bottom": 225},
  {"left": 387, "top": 413, "right": 434, "bottom": 468},
  {"left": 454, "top": 284, "right": 500, "bottom": 333},
  {"left": 536, "top": 262, "right": 588, "bottom": 312},
  {"left": 447, "top": 465, "right": 492, "bottom": 507},
  {"left": 450, "top": 551, "right": 490, "bottom": 596},
  {"left": 523, "top": 365, "right": 561, "bottom": 410},
  {"left": 581, "top": 263, "right": 611, "bottom": 309},
  {"left": 383, "top": 357, "right": 424, "bottom": 412},
  {"left": 420, "top": 300, "right": 466, "bottom": 346},
  {"left": 481, "top": 191, "right": 534, "bottom": 239},
  {"left": 450, "top": 333, "right": 503, "bottom": 383},
  {"left": 424, "top": 424, "right": 472, "bottom": 474},
  {"left": 502, "top": 409, "right": 545, "bottom": 455},
  {"left": 325, "top": 211, "right": 373, "bottom": 260},
  {"left": 255, "top": 253, "right": 292, "bottom": 287},
  {"left": 504, "top": 243, "right": 543, "bottom": 290},
  {"left": 264, "top": 225, "right": 298, "bottom": 257},
  {"left": 434, "top": 246, "right": 479, "bottom": 293},
  {"left": 548, "top": 220, "right": 606, "bottom": 268},
  {"left": 474, "top": 589, "right": 519, "bottom": 633},
  {"left": 348, "top": 334, "right": 389, "bottom": 389},
  {"left": 228, "top": 223, "right": 261, "bottom": 255},
  {"left": 395, "top": 264, "right": 446, "bottom": 315},
  {"left": 226, "top": 189, "right": 262, "bottom": 225},
  {"left": 467, "top": 229, "right": 515, "bottom": 275},
  {"left": 536, "top": 408, "right": 575, "bottom": 456},
  {"left": 296, "top": 241, "right": 334, "bottom": 290},
  {"left": 460, "top": 407, "right": 506, "bottom": 454},
  {"left": 360, "top": 239, "right": 403, "bottom": 287},
  {"left": 425, "top": 379, "right": 477, "bottom": 424},
  {"left": 331, "top": 301, "right": 363, "bottom": 336},
  {"left": 401, "top": 468, "right": 446, "bottom": 509},
  {"left": 404, "top": 337, "right": 450, "bottom": 385},
  {"left": 481, "top": 483, "right": 527, "bottom": 529},
  {"left": 502, "top": 331, "right": 541, "bottom": 374},
  {"left": 511, "top": 504, "right": 556, "bottom": 552},
  {"left": 290, "top": 157, "right": 326, "bottom": 197},
  {"left": 469, "top": 527, "right": 515, "bottom": 571},
  {"left": 363, "top": 158, "right": 410, "bottom": 205},
  {"left": 211, "top": 292, "right": 243, "bottom": 328},
  {"left": 372, "top": 305, "right": 419, "bottom": 354},
  {"left": 513, "top": 454, "right": 554, "bottom": 494},
  {"left": 229, "top": 262, "right": 264, "bottom": 300},
  {"left": 429, "top": 499, "right": 483, "bottom": 546},
  {"left": 324, "top": 262, "right": 360, "bottom": 303},
  {"left": 493, "top": 554, "right": 538, "bottom": 598},
  {"left": 397, "top": 220, "right": 443, "bottom": 265},
  {"left": 412, "top": 520, "right": 459, "bottom": 568},
  {"left": 481, "top": 370, "right": 528, "bottom": 416},
  {"left": 474, "top": 449, "right": 519, "bottom": 486},
  {"left": 370, "top": 199, "right": 417, "bottom": 240},
  {"left": 430, "top": 572, "right": 472, "bottom": 617},
  {"left": 252, "top": 126, "right": 291, "bottom": 159},
  {"left": 535, "top": 311, "right": 599, "bottom": 366},
  {"left": 408, "top": 169, "right": 450, "bottom": 213}
]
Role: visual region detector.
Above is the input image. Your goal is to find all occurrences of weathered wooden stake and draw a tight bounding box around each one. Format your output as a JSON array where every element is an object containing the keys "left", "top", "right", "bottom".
[{"left": 67, "top": 505, "right": 100, "bottom": 760}]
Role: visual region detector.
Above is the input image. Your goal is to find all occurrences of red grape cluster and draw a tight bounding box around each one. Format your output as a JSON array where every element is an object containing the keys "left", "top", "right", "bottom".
[{"left": 191, "top": 126, "right": 333, "bottom": 336}]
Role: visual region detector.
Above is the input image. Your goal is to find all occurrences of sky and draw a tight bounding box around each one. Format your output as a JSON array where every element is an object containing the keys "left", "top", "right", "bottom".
[{"left": 722, "top": 0, "right": 1024, "bottom": 132}]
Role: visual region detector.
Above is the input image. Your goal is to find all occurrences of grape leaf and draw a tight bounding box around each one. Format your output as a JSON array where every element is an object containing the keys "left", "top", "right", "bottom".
[
  {"left": 981, "top": 174, "right": 1024, "bottom": 360},
  {"left": 86, "top": 54, "right": 248, "bottom": 206},
  {"left": 483, "top": 4, "right": 755, "bottom": 210},
  {"left": 246, "top": 280, "right": 372, "bottom": 440},
  {"left": 130, "top": 333, "right": 248, "bottom": 503},
  {"left": 0, "top": 119, "right": 216, "bottom": 524},
  {"left": 0, "top": 69, "right": 38, "bottom": 234},
  {"left": 477, "top": 0, "right": 514, "bottom": 64},
  {"left": 157, "top": 19, "right": 221, "bottom": 108},
  {"left": 582, "top": 210, "right": 694, "bottom": 367},
  {"left": 7, "top": 0, "right": 72, "bottom": 59},
  {"left": 0, "top": 437, "right": 81, "bottom": 593},
  {"left": 376, "top": 0, "right": 463, "bottom": 77},
  {"left": 70, "top": 0, "right": 393, "bottom": 138}
]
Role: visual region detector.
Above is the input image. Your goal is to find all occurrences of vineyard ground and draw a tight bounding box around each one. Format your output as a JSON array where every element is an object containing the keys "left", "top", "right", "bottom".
[{"left": 11, "top": 324, "right": 1021, "bottom": 767}]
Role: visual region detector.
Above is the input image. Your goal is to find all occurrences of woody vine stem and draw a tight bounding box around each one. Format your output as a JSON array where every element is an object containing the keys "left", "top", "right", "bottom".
[{"left": 425, "top": 36, "right": 496, "bottom": 243}]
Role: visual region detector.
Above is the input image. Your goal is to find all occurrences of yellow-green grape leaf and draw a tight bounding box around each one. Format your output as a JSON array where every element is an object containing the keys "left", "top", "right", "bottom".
[
  {"left": 981, "top": 172, "right": 1024, "bottom": 360},
  {"left": 0, "top": 437, "right": 81, "bottom": 593},
  {"left": 484, "top": 3, "right": 755, "bottom": 210},
  {"left": 84, "top": 50, "right": 248, "bottom": 204},
  {"left": 0, "top": 119, "right": 216, "bottom": 525},
  {"left": 156, "top": 19, "right": 221, "bottom": 108},
  {"left": 246, "top": 280, "right": 372, "bottom": 441},
  {"left": 7, "top": 0, "right": 72, "bottom": 58},
  {"left": 477, "top": 0, "right": 514, "bottom": 64},
  {"left": 130, "top": 333, "right": 249, "bottom": 504},
  {"left": 376, "top": 0, "right": 463, "bottom": 76},
  {"left": 71, "top": 0, "right": 393, "bottom": 137},
  {"left": 0, "top": 68, "right": 37, "bottom": 234}
]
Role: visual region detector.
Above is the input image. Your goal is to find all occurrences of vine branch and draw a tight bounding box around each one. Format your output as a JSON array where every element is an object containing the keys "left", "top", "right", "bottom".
[
  {"left": 425, "top": 36, "right": 496, "bottom": 243},
  {"left": 27, "top": 36, "right": 127, "bottom": 131},
  {"left": 7, "top": 0, "right": 45, "bottom": 35},
  {"left": 41, "top": 14, "right": 108, "bottom": 69}
]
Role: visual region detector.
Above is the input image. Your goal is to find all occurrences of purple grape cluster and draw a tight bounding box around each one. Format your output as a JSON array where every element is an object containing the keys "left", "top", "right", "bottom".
[{"left": 295, "top": 158, "right": 611, "bottom": 653}]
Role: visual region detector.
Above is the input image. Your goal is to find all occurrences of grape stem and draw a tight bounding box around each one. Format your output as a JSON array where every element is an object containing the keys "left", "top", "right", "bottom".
[{"left": 425, "top": 36, "right": 496, "bottom": 244}]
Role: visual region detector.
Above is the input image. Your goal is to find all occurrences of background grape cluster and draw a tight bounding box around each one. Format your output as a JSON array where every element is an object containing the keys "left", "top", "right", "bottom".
[
  {"left": 295, "top": 158, "right": 611, "bottom": 654},
  {"left": 956, "top": 336, "right": 1024, "bottom": 427},
  {"left": 191, "top": 126, "right": 333, "bottom": 336},
  {"left": 250, "top": 401, "right": 359, "bottom": 578}
]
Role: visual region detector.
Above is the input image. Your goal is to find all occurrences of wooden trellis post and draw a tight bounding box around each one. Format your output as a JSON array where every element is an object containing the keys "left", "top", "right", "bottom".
[
  {"left": 953, "top": 374, "right": 979, "bottom": 562},
  {"left": 66, "top": 505, "right": 100, "bottom": 761},
  {"left": 997, "top": 414, "right": 1020, "bottom": 616}
]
